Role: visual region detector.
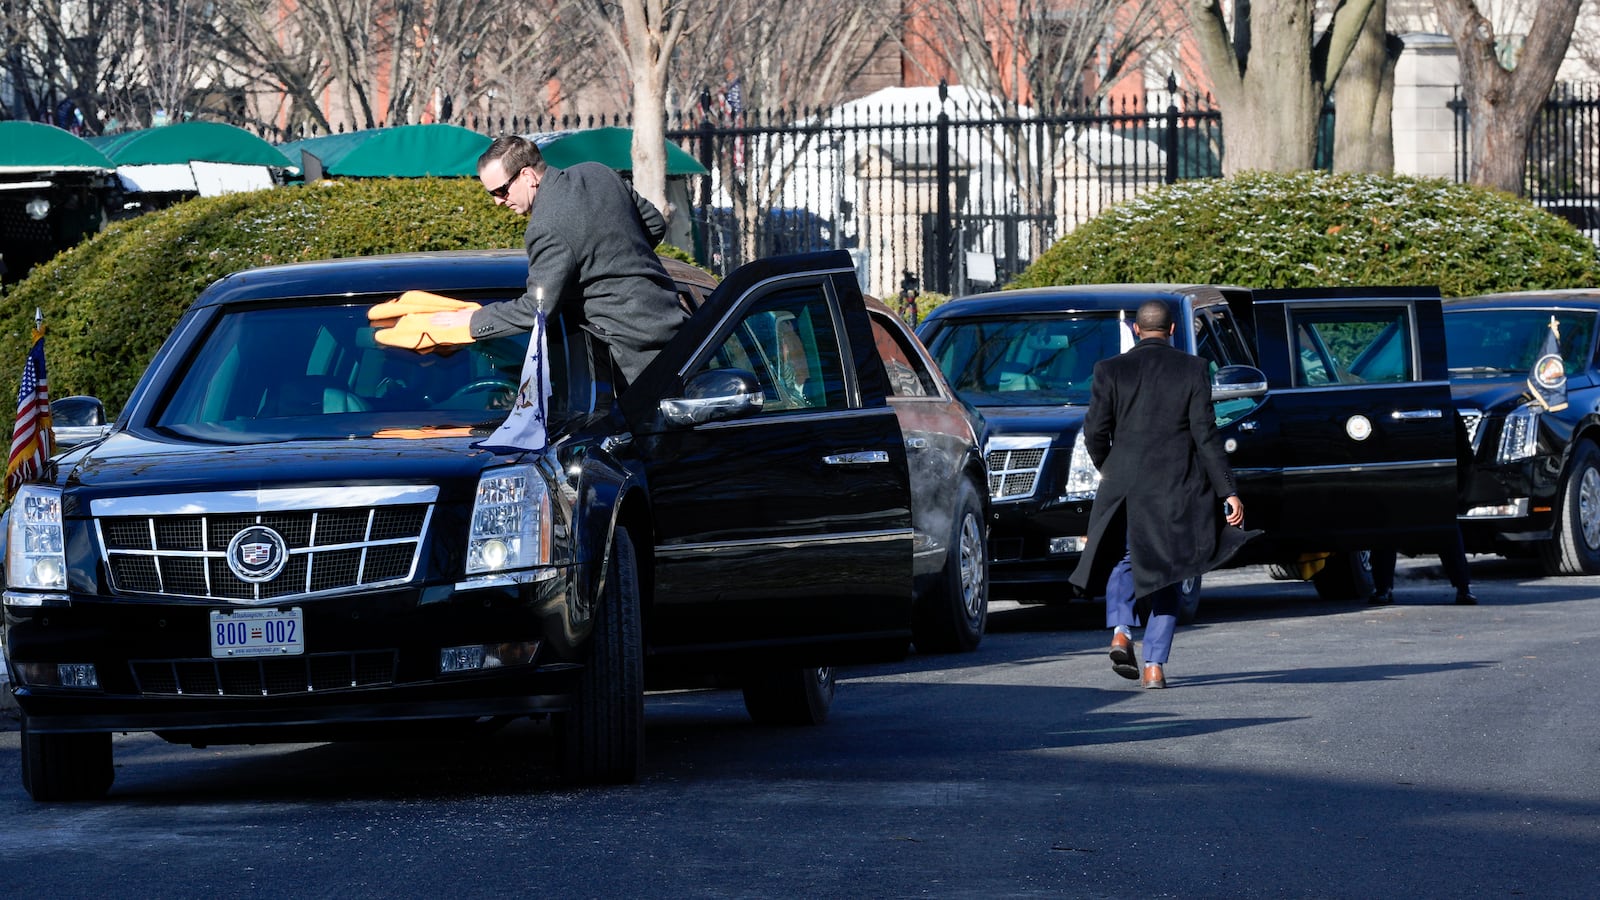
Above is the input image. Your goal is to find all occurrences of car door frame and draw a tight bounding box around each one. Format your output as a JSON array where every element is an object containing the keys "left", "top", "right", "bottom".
[
  {"left": 1230, "top": 287, "right": 1458, "bottom": 554},
  {"left": 621, "top": 251, "right": 915, "bottom": 668}
]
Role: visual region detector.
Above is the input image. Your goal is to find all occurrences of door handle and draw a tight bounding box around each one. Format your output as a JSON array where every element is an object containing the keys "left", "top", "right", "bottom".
[
  {"left": 1390, "top": 409, "right": 1443, "bottom": 420},
  {"left": 824, "top": 450, "right": 891, "bottom": 465}
]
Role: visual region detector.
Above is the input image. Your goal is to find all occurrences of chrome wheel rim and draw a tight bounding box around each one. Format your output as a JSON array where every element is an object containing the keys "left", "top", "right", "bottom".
[
  {"left": 958, "top": 512, "right": 986, "bottom": 620},
  {"left": 1580, "top": 466, "right": 1600, "bottom": 550}
]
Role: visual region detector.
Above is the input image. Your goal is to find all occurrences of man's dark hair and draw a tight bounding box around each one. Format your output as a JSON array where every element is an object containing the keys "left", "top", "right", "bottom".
[
  {"left": 1135, "top": 299, "right": 1173, "bottom": 334},
  {"left": 479, "top": 135, "right": 547, "bottom": 177}
]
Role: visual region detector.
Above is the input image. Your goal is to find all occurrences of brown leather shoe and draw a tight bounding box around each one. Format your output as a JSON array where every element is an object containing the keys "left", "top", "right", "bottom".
[
  {"left": 1109, "top": 632, "right": 1139, "bottom": 680},
  {"left": 1141, "top": 663, "right": 1166, "bottom": 689}
]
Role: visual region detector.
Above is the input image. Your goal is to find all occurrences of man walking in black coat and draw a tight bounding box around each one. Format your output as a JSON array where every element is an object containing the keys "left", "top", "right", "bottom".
[
  {"left": 1069, "top": 300, "right": 1256, "bottom": 688},
  {"left": 433, "top": 134, "right": 688, "bottom": 388}
]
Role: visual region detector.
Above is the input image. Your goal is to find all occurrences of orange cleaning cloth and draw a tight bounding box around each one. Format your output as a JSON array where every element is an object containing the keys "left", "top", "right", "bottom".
[{"left": 374, "top": 312, "right": 476, "bottom": 352}]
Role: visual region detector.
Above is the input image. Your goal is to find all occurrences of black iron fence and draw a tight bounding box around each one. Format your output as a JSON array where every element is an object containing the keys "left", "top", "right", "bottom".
[
  {"left": 453, "top": 83, "right": 1223, "bottom": 300},
  {"left": 1520, "top": 81, "right": 1600, "bottom": 237}
]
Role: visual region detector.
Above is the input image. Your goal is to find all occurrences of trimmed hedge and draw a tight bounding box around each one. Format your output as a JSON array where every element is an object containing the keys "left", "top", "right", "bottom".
[
  {"left": 1012, "top": 171, "right": 1600, "bottom": 295},
  {"left": 0, "top": 178, "right": 699, "bottom": 428}
]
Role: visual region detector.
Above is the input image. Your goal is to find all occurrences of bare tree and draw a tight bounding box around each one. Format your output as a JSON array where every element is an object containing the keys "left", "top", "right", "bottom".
[
  {"left": 1434, "top": 0, "right": 1583, "bottom": 193},
  {"left": 669, "top": 0, "right": 901, "bottom": 265},
  {"left": 4, "top": 0, "right": 149, "bottom": 133},
  {"left": 567, "top": 0, "right": 693, "bottom": 211},
  {"left": 911, "top": 0, "right": 1176, "bottom": 109},
  {"left": 1333, "top": 0, "right": 1401, "bottom": 173},
  {"left": 1186, "top": 0, "right": 1378, "bottom": 174}
]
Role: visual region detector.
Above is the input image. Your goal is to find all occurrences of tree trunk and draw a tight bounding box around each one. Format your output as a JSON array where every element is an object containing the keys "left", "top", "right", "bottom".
[
  {"left": 631, "top": 77, "right": 670, "bottom": 215},
  {"left": 1186, "top": 0, "right": 1375, "bottom": 174},
  {"left": 1435, "top": 0, "right": 1583, "bottom": 194},
  {"left": 1332, "top": 0, "right": 1399, "bottom": 174}
]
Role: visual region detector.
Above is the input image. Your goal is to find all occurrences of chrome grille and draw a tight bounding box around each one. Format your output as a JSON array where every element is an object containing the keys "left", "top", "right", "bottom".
[
  {"left": 129, "top": 651, "right": 397, "bottom": 696},
  {"left": 93, "top": 486, "right": 437, "bottom": 604},
  {"left": 1458, "top": 409, "right": 1484, "bottom": 453},
  {"left": 986, "top": 447, "right": 1048, "bottom": 501}
]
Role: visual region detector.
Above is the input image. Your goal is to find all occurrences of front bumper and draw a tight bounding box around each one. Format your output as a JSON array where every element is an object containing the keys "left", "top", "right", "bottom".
[
  {"left": 1458, "top": 457, "right": 1562, "bottom": 551},
  {"left": 3, "top": 569, "right": 580, "bottom": 735},
  {"left": 986, "top": 498, "right": 1092, "bottom": 594}
]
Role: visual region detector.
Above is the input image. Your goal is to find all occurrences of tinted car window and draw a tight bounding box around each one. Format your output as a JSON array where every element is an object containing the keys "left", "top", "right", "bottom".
[
  {"left": 153, "top": 301, "right": 568, "bottom": 442},
  {"left": 923, "top": 312, "right": 1131, "bottom": 406},
  {"left": 696, "top": 284, "right": 847, "bottom": 413},
  {"left": 1291, "top": 307, "right": 1413, "bottom": 386},
  {"left": 871, "top": 314, "right": 938, "bottom": 398},
  {"left": 1444, "top": 308, "right": 1597, "bottom": 378}
]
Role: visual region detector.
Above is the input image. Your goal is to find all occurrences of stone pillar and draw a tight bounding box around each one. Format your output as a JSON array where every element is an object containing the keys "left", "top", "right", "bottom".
[{"left": 1392, "top": 32, "right": 1462, "bottom": 180}]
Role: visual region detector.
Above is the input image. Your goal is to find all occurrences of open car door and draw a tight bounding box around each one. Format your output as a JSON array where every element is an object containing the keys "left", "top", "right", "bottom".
[
  {"left": 622, "top": 251, "right": 914, "bottom": 667},
  {"left": 1221, "top": 288, "right": 1459, "bottom": 554}
]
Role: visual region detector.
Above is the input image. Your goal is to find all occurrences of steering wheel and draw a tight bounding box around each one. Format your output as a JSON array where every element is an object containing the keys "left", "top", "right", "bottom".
[{"left": 444, "top": 377, "right": 518, "bottom": 408}]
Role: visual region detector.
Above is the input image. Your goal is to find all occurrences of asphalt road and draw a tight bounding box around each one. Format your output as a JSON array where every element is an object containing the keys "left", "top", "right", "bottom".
[{"left": 1, "top": 556, "right": 1597, "bottom": 899}]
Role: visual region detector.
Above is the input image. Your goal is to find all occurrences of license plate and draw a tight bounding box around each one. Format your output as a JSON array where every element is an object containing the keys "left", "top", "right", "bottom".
[{"left": 210, "top": 608, "right": 305, "bottom": 658}]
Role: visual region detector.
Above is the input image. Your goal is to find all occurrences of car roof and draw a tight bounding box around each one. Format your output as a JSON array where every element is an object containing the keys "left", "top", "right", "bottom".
[
  {"left": 190, "top": 250, "right": 717, "bottom": 308},
  {"left": 1444, "top": 289, "right": 1600, "bottom": 312},
  {"left": 924, "top": 283, "right": 1240, "bottom": 320}
]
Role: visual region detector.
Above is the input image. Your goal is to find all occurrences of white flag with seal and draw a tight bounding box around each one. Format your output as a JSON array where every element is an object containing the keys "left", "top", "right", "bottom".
[{"left": 475, "top": 307, "right": 552, "bottom": 453}]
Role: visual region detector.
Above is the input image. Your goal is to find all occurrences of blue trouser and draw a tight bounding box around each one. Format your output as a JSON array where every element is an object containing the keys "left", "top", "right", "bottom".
[{"left": 1105, "top": 550, "right": 1179, "bottom": 665}]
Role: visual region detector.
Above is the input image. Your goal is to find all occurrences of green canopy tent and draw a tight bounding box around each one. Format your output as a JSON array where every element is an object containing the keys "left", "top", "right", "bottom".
[
  {"left": 88, "top": 121, "right": 294, "bottom": 167},
  {"left": 529, "top": 126, "right": 708, "bottom": 176},
  {"left": 0, "top": 123, "right": 116, "bottom": 284},
  {"left": 0, "top": 121, "right": 114, "bottom": 170},
  {"left": 279, "top": 123, "right": 490, "bottom": 178}
]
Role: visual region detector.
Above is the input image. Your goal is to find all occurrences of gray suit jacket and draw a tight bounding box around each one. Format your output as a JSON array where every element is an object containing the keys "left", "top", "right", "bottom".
[{"left": 470, "top": 161, "right": 688, "bottom": 385}]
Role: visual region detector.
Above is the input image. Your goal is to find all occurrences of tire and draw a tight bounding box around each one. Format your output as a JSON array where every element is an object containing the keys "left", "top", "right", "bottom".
[
  {"left": 1176, "top": 575, "right": 1202, "bottom": 626},
  {"left": 742, "top": 666, "right": 835, "bottom": 726},
  {"left": 20, "top": 718, "right": 114, "bottom": 802},
  {"left": 912, "top": 480, "right": 989, "bottom": 653},
  {"left": 1539, "top": 441, "right": 1600, "bottom": 575},
  {"left": 1312, "top": 550, "right": 1374, "bottom": 602},
  {"left": 559, "top": 527, "right": 644, "bottom": 784},
  {"left": 1264, "top": 563, "right": 1299, "bottom": 581}
]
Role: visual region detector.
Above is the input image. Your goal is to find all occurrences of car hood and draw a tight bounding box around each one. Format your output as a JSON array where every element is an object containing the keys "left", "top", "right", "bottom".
[
  {"left": 1449, "top": 377, "right": 1538, "bottom": 414},
  {"left": 57, "top": 430, "right": 514, "bottom": 509},
  {"left": 972, "top": 403, "right": 1087, "bottom": 443}
]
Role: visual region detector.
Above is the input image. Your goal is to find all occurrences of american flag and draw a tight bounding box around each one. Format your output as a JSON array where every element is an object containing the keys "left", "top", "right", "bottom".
[
  {"left": 723, "top": 77, "right": 745, "bottom": 167},
  {"left": 5, "top": 318, "right": 54, "bottom": 500}
]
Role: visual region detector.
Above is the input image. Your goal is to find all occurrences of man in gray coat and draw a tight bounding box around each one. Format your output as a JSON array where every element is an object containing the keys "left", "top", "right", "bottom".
[
  {"left": 435, "top": 135, "right": 688, "bottom": 388},
  {"left": 1068, "top": 300, "right": 1255, "bottom": 688}
]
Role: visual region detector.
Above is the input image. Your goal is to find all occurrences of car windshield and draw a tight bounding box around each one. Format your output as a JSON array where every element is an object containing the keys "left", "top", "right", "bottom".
[
  {"left": 922, "top": 312, "right": 1133, "bottom": 406},
  {"left": 152, "top": 300, "right": 556, "bottom": 443},
  {"left": 1444, "top": 308, "right": 1596, "bottom": 379}
]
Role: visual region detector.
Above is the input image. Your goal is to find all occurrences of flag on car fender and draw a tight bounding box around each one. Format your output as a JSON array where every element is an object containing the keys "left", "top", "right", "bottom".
[
  {"left": 1527, "top": 315, "right": 1569, "bottom": 412},
  {"left": 5, "top": 311, "right": 54, "bottom": 500}
]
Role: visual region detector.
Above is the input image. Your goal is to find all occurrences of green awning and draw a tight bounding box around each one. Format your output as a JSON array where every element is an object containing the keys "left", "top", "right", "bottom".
[
  {"left": 89, "top": 121, "right": 293, "bottom": 167},
  {"left": 279, "top": 124, "right": 491, "bottom": 178},
  {"left": 0, "top": 122, "right": 113, "bottom": 170},
  {"left": 531, "top": 126, "right": 708, "bottom": 176}
]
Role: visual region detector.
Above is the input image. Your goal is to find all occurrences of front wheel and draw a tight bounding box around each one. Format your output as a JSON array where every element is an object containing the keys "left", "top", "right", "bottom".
[
  {"left": 20, "top": 718, "right": 114, "bottom": 802},
  {"left": 558, "top": 527, "right": 644, "bottom": 784},
  {"left": 1539, "top": 441, "right": 1600, "bottom": 575},
  {"left": 742, "top": 666, "right": 835, "bottom": 726},
  {"left": 912, "top": 480, "right": 989, "bottom": 653}
]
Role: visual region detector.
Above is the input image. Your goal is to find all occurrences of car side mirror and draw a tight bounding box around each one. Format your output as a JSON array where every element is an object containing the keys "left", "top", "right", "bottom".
[
  {"left": 659, "top": 369, "right": 765, "bottom": 426},
  {"left": 1211, "top": 365, "right": 1268, "bottom": 401},
  {"left": 50, "top": 395, "right": 111, "bottom": 450}
]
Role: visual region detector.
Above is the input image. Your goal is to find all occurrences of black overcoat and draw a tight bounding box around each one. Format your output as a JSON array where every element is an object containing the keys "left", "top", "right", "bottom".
[{"left": 1068, "top": 336, "right": 1259, "bottom": 599}]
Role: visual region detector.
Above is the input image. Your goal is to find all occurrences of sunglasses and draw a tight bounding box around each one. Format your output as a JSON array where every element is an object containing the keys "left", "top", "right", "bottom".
[{"left": 487, "top": 167, "right": 524, "bottom": 199}]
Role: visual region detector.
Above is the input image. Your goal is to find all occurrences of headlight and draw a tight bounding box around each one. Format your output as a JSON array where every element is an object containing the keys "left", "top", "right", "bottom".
[
  {"left": 7, "top": 485, "right": 67, "bottom": 590},
  {"left": 1060, "top": 431, "right": 1102, "bottom": 501},
  {"left": 466, "top": 465, "right": 553, "bottom": 574},
  {"left": 1497, "top": 405, "right": 1540, "bottom": 463}
]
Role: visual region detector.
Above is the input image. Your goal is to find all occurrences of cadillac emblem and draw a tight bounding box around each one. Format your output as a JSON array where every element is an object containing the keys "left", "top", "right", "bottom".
[{"left": 227, "top": 525, "right": 289, "bottom": 583}]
